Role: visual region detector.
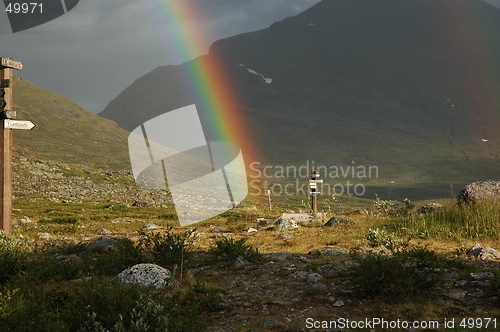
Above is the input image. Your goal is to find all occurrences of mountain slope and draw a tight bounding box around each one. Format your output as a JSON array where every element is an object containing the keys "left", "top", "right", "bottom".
[
  {"left": 13, "top": 76, "right": 130, "bottom": 170},
  {"left": 99, "top": 0, "right": 500, "bottom": 198}
]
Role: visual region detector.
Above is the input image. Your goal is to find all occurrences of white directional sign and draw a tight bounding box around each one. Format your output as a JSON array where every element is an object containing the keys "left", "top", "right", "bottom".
[
  {"left": 0, "top": 58, "right": 23, "bottom": 71},
  {"left": 309, "top": 179, "right": 324, "bottom": 183},
  {"left": 4, "top": 120, "right": 35, "bottom": 130}
]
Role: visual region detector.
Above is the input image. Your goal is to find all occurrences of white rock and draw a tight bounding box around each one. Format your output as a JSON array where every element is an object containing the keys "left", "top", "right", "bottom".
[
  {"left": 116, "top": 263, "right": 171, "bottom": 290},
  {"left": 37, "top": 232, "right": 51, "bottom": 239}
]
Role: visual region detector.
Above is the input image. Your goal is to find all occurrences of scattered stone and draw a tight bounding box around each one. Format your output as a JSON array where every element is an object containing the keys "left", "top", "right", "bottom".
[
  {"left": 210, "top": 225, "right": 227, "bottom": 233},
  {"left": 274, "top": 218, "right": 298, "bottom": 231},
  {"left": 288, "top": 271, "right": 309, "bottom": 280},
  {"left": 94, "top": 228, "right": 112, "bottom": 235},
  {"left": 116, "top": 263, "right": 171, "bottom": 290},
  {"left": 419, "top": 203, "right": 443, "bottom": 214},
  {"left": 310, "top": 283, "right": 328, "bottom": 292},
  {"left": 458, "top": 180, "right": 500, "bottom": 204},
  {"left": 278, "top": 213, "right": 312, "bottom": 223},
  {"left": 335, "top": 259, "right": 360, "bottom": 269},
  {"left": 223, "top": 280, "right": 236, "bottom": 288},
  {"left": 319, "top": 248, "right": 349, "bottom": 256},
  {"left": 306, "top": 273, "right": 323, "bottom": 283},
  {"left": 86, "top": 235, "right": 120, "bottom": 251},
  {"left": 332, "top": 300, "right": 345, "bottom": 307},
  {"left": 264, "top": 252, "right": 290, "bottom": 261},
  {"left": 37, "top": 232, "right": 51, "bottom": 239},
  {"left": 279, "top": 233, "right": 294, "bottom": 239},
  {"left": 19, "top": 216, "right": 32, "bottom": 224},
  {"left": 247, "top": 227, "right": 258, "bottom": 233},
  {"left": 256, "top": 218, "right": 272, "bottom": 226},
  {"left": 467, "top": 244, "right": 500, "bottom": 260},
  {"left": 471, "top": 272, "right": 496, "bottom": 280},
  {"left": 132, "top": 200, "right": 149, "bottom": 207},
  {"left": 446, "top": 291, "right": 467, "bottom": 300},
  {"left": 317, "top": 264, "right": 341, "bottom": 277},
  {"left": 455, "top": 280, "right": 468, "bottom": 287},
  {"left": 323, "top": 216, "right": 354, "bottom": 227},
  {"left": 141, "top": 223, "right": 160, "bottom": 231},
  {"left": 14, "top": 191, "right": 30, "bottom": 198},
  {"left": 234, "top": 256, "right": 249, "bottom": 267}
]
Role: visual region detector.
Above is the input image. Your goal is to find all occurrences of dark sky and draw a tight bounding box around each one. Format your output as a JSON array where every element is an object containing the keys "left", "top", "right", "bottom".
[{"left": 0, "top": 0, "right": 321, "bottom": 113}]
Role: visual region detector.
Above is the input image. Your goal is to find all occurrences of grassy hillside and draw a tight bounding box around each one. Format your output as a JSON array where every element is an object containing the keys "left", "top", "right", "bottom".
[{"left": 12, "top": 76, "right": 130, "bottom": 170}]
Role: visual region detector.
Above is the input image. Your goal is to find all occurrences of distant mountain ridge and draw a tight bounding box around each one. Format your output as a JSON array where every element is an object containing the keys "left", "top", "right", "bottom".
[{"left": 99, "top": 0, "right": 500, "bottom": 199}]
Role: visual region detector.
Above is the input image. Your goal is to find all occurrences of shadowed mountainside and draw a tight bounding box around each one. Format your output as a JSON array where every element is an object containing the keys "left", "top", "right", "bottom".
[{"left": 99, "top": 0, "right": 500, "bottom": 199}]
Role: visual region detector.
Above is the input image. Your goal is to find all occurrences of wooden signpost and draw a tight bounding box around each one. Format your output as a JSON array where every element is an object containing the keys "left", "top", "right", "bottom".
[
  {"left": 309, "top": 171, "right": 323, "bottom": 214},
  {"left": 0, "top": 57, "right": 33, "bottom": 233}
]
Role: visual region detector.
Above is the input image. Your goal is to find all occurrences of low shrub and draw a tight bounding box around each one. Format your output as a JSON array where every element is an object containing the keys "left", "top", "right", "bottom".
[
  {"left": 0, "top": 233, "right": 27, "bottom": 284},
  {"left": 39, "top": 217, "right": 78, "bottom": 224},
  {"left": 364, "top": 228, "right": 395, "bottom": 248},
  {"left": 139, "top": 228, "right": 197, "bottom": 269},
  {"left": 86, "top": 238, "right": 146, "bottom": 276},
  {"left": 208, "top": 237, "right": 262, "bottom": 263},
  {"left": 349, "top": 248, "right": 443, "bottom": 303}
]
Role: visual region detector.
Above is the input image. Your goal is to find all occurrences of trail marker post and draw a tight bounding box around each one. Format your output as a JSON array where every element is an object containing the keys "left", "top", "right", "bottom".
[
  {"left": 266, "top": 188, "right": 272, "bottom": 211},
  {"left": 309, "top": 170, "right": 322, "bottom": 214},
  {"left": 0, "top": 57, "right": 30, "bottom": 233}
]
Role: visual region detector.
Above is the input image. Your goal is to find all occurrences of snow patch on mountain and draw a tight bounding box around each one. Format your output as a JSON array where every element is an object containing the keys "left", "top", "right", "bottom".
[{"left": 239, "top": 64, "right": 273, "bottom": 84}]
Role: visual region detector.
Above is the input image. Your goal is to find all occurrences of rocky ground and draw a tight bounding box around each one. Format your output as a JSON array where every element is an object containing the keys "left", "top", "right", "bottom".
[
  {"left": 10, "top": 155, "right": 500, "bottom": 331},
  {"left": 199, "top": 250, "right": 499, "bottom": 331}
]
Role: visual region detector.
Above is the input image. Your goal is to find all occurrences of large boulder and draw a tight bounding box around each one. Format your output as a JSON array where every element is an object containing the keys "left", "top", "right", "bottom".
[
  {"left": 458, "top": 180, "right": 500, "bottom": 204},
  {"left": 323, "top": 216, "right": 354, "bottom": 227},
  {"left": 274, "top": 218, "right": 298, "bottom": 231},
  {"left": 116, "top": 263, "right": 171, "bottom": 289},
  {"left": 466, "top": 244, "right": 500, "bottom": 261}
]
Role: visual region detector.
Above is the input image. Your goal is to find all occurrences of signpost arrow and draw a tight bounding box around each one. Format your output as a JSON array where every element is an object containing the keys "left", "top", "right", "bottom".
[
  {"left": 4, "top": 119, "right": 35, "bottom": 130},
  {"left": 1, "top": 58, "right": 23, "bottom": 71}
]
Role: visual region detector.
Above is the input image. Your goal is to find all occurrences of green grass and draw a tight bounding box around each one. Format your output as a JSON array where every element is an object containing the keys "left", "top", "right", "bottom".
[
  {"left": 0, "top": 229, "right": 222, "bottom": 332},
  {"left": 391, "top": 199, "right": 500, "bottom": 240}
]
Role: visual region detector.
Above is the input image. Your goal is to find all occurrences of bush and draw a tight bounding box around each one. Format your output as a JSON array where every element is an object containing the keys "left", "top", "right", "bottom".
[
  {"left": 364, "top": 228, "right": 395, "bottom": 248},
  {"left": 349, "top": 248, "right": 442, "bottom": 303},
  {"left": 139, "top": 228, "right": 197, "bottom": 268},
  {"left": 39, "top": 217, "right": 78, "bottom": 224},
  {"left": 208, "top": 237, "right": 261, "bottom": 263},
  {"left": 0, "top": 233, "right": 26, "bottom": 284},
  {"left": 84, "top": 294, "right": 169, "bottom": 332},
  {"left": 370, "top": 195, "right": 414, "bottom": 216},
  {"left": 86, "top": 238, "right": 146, "bottom": 276}
]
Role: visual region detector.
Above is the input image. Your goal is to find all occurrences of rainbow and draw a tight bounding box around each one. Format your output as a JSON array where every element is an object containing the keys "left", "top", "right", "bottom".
[{"left": 149, "top": 0, "right": 259, "bottom": 164}]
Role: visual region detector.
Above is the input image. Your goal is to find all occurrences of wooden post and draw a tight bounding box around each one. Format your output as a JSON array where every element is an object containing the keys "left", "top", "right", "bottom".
[
  {"left": 266, "top": 189, "right": 272, "bottom": 211},
  {"left": 311, "top": 189, "right": 317, "bottom": 214},
  {"left": 309, "top": 170, "right": 322, "bottom": 215},
  {"left": 0, "top": 67, "right": 13, "bottom": 233}
]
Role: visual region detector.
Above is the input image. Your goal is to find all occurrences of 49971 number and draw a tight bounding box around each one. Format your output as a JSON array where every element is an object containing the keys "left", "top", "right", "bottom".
[{"left": 5, "top": 2, "right": 42, "bottom": 14}]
